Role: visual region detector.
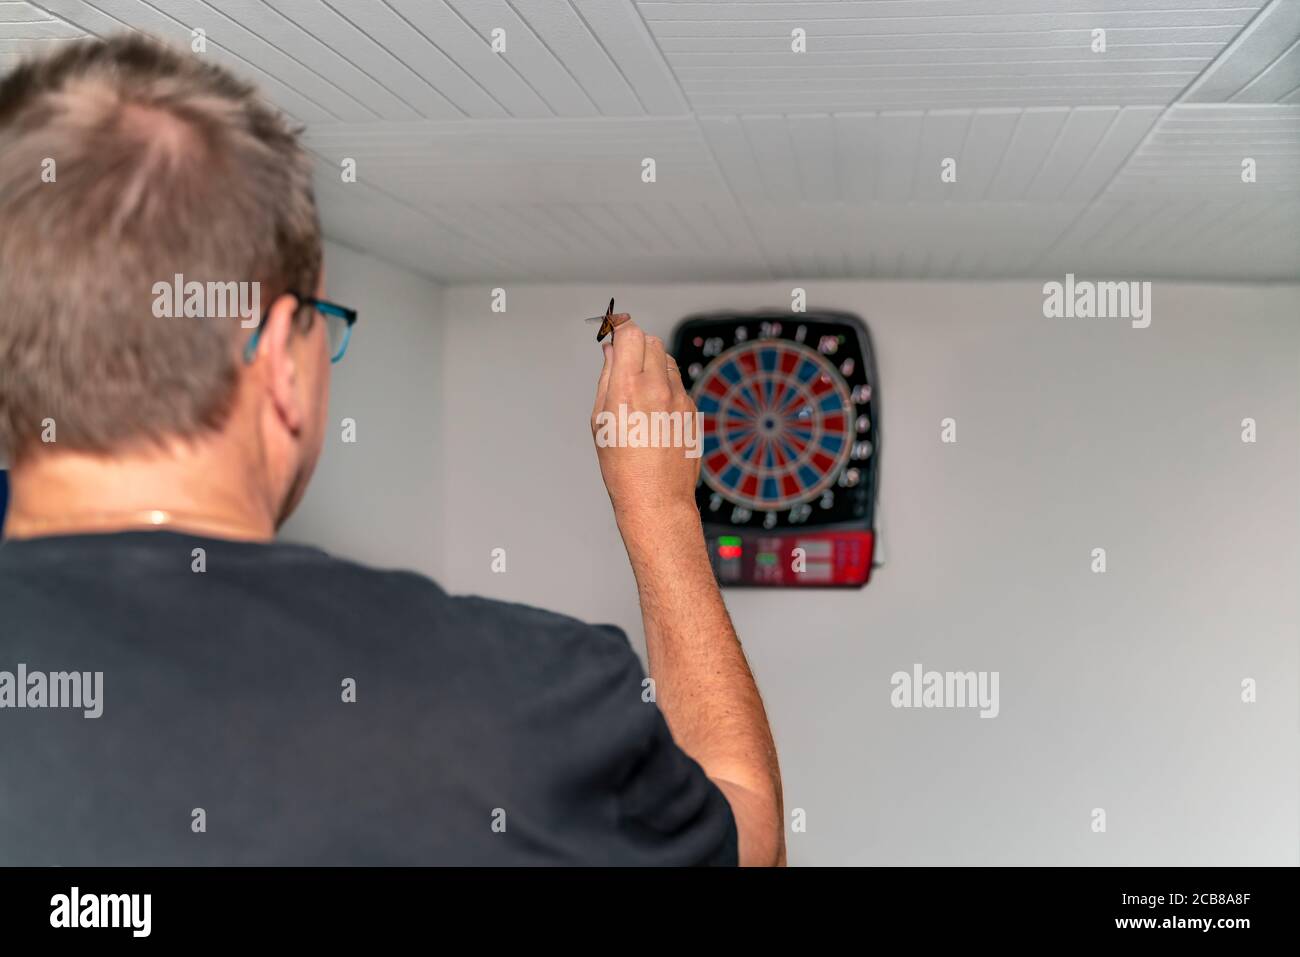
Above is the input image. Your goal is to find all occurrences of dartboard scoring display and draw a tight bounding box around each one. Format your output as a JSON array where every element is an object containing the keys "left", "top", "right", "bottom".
[{"left": 671, "top": 311, "right": 881, "bottom": 589}]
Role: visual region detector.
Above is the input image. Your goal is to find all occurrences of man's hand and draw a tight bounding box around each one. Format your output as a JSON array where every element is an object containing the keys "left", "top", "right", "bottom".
[{"left": 590, "top": 317, "right": 701, "bottom": 515}]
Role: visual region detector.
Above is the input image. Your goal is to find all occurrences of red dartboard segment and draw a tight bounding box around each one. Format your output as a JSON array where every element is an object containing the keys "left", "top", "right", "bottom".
[{"left": 691, "top": 340, "right": 854, "bottom": 512}]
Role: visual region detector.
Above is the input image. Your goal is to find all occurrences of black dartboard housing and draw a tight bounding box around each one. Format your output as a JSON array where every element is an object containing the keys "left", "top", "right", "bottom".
[{"left": 670, "top": 310, "right": 881, "bottom": 588}]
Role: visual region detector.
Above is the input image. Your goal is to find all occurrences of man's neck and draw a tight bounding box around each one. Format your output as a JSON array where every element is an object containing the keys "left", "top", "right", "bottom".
[{"left": 3, "top": 440, "right": 276, "bottom": 542}]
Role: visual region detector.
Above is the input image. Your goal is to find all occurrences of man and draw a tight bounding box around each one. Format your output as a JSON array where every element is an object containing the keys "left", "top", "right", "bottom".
[{"left": 0, "top": 36, "right": 783, "bottom": 866}]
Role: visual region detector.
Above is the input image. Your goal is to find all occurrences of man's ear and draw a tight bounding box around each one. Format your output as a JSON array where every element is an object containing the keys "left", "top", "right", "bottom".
[{"left": 250, "top": 293, "right": 304, "bottom": 434}]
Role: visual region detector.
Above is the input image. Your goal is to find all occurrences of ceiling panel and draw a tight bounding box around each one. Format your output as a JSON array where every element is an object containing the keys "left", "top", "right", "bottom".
[
  {"left": 701, "top": 106, "right": 1163, "bottom": 203},
  {"left": 640, "top": 0, "right": 1267, "bottom": 111},
  {"left": 1183, "top": 0, "right": 1300, "bottom": 103},
  {"left": 487, "top": 0, "right": 644, "bottom": 115},
  {"left": 303, "top": 117, "right": 724, "bottom": 204},
  {"left": 35, "top": 0, "right": 348, "bottom": 123},
  {"left": 1106, "top": 104, "right": 1300, "bottom": 195},
  {"left": 1, "top": 1, "right": 1297, "bottom": 282},
  {"left": 740, "top": 200, "right": 1087, "bottom": 279},
  {"left": 1038, "top": 197, "right": 1299, "bottom": 280},
  {"left": 443, "top": 0, "right": 597, "bottom": 116},
  {"left": 30, "top": 0, "right": 685, "bottom": 118},
  {"left": 570, "top": 0, "right": 690, "bottom": 114},
  {"left": 0, "top": 1, "right": 84, "bottom": 77}
]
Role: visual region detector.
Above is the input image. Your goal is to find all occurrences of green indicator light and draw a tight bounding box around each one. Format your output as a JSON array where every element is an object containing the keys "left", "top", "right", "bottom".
[
  {"left": 719, "top": 535, "right": 743, "bottom": 547},
  {"left": 755, "top": 552, "right": 778, "bottom": 566}
]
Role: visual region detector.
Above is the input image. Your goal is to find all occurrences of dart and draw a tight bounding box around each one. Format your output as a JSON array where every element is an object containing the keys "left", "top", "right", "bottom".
[{"left": 585, "top": 297, "right": 617, "bottom": 342}]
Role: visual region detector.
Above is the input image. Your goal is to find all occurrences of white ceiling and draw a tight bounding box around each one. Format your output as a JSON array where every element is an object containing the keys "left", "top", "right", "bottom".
[{"left": 3, "top": 0, "right": 1298, "bottom": 282}]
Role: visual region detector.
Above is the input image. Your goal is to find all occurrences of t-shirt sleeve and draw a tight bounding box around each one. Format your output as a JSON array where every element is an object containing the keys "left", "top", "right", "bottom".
[
  {"left": 505, "top": 619, "right": 739, "bottom": 866},
  {"left": 592, "top": 624, "right": 739, "bottom": 866}
]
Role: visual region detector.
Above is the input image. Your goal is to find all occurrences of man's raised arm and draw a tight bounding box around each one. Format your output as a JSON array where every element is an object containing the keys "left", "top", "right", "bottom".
[{"left": 591, "top": 317, "right": 784, "bottom": 867}]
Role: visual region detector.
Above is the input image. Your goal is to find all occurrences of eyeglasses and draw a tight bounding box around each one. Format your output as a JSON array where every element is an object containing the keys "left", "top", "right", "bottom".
[
  {"left": 306, "top": 295, "right": 358, "bottom": 363},
  {"left": 243, "top": 293, "right": 358, "bottom": 365}
]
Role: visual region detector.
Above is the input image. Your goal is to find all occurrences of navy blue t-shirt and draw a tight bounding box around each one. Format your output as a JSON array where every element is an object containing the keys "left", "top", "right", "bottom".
[{"left": 0, "top": 531, "right": 736, "bottom": 865}]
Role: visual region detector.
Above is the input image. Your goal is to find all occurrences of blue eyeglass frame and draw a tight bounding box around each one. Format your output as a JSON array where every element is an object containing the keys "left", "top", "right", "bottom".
[{"left": 243, "top": 293, "right": 358, "bottom": 364}]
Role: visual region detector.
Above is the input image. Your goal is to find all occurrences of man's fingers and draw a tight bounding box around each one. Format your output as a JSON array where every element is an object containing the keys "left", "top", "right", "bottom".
[
  {"left": 611, "top": 318, "right": 646, "bottom": 379},
  {"left": 665, "top": 352, "right": 691, "bottom": 406},
  {"left": 593, "top": 342, "right": 613, "bottom": 418},
  {"left": 642, "top": 336, "right": 675, "bottom": 408},
  {"left": 643, "top": 334, "right": 668, "bottom": 377}
]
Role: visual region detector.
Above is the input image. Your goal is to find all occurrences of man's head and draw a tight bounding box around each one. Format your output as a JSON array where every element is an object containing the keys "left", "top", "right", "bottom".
[{"left": 0, "top": 35, "right": 329, "bottom": 529}]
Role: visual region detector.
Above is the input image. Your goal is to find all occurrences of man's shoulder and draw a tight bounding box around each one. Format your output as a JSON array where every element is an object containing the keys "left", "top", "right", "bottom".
[
  {"left": 447, "top": 592, "right": 631, "bottom": 649},
  {"left": 302, "top": 546, "right": 635, "bottom": 659},
  {"left": 312, "top": 555, "right": 648, "bottom": 741}
]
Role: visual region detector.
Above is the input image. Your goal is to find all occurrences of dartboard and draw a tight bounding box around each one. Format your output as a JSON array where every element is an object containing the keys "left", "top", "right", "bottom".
[
  {"left": 693, "top": 340, "right": 853, "bottom": 512},
  {"left": 671, "top": 310, "right": 881, "bottom": 588}
]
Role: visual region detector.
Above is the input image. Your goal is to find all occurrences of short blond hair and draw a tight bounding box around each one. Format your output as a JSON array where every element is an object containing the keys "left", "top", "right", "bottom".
[{"left": 0, "top": 34, "right": 321, "bottom": 462}]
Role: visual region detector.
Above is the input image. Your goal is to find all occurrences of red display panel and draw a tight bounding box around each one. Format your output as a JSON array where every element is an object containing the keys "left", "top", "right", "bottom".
[{"left": 710, "top": 531, "right": 876, "bottom": 587}]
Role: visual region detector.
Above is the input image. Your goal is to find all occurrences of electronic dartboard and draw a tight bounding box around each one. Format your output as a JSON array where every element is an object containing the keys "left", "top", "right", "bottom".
[{"left": 670, "top": 311, "right": 881, "bottom": 588}]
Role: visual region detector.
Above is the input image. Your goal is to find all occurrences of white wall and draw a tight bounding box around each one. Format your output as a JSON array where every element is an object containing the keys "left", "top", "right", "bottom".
[
  {"left": 438, "top": 279, "right": 1300, "bottom": 866},
  {"left": 280, "top": 241, "right": 443, "bottom": 581}
]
